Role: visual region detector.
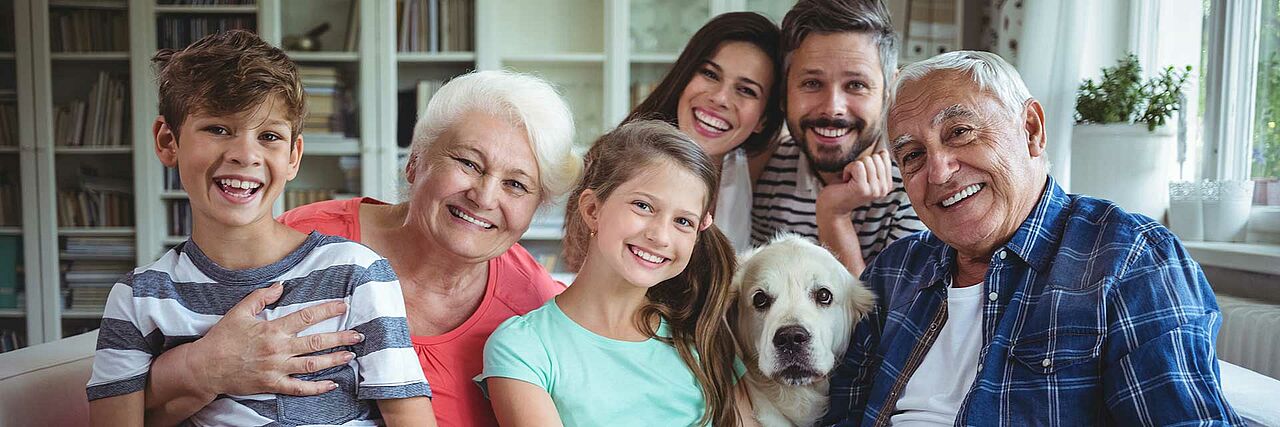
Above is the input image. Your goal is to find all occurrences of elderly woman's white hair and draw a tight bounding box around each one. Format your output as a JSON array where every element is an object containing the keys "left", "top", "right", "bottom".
[
  {"left": 890, "top": 50, "right": 1033, "bottom": 118},
  {"left": 409, "top": 70, "right": 580, "bottom": 201}
]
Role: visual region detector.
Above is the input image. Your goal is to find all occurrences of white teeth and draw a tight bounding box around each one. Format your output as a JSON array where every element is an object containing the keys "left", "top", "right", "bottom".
[
  {"left": 217, "top": 178, "right": 261, "bottom": 190},
  {"left": 814, "top": 127, "right": 850, "bottom": 138},
  {"left": 694, "top": 110, "right": 730, "bottom": 132},
  {"left": 941, "top": 184, "right": 983, "bottom": 207},
  {"left": 630, "top": 246, "right": 667, "bottom": 264},
  {"left": 450, "top": 207, "right": 493, "bottom": 228}
]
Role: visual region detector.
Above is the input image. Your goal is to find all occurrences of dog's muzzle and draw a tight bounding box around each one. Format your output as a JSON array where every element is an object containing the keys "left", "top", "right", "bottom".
[{"left": 773, "top": 325, "right": 811, "bottom": 354}]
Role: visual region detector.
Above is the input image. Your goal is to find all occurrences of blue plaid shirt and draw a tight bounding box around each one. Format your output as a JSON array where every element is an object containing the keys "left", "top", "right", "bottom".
[{"left": 826, "top": 177, "right": 1242, "bottom": 426}]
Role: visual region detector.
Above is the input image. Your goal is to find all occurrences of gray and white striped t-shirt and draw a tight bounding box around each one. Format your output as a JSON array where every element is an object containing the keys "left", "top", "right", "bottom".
[
  {"left": 87, "top": 232, "right": 429, "bottom": 426},
  {"left": 751, "top": 135, "right": 926, "bottom": 262}
]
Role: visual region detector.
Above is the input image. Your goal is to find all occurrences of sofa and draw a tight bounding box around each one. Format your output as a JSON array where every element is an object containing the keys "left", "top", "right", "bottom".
[{"left": 2, "top": 330, "right": 1279, "bottom": 426}]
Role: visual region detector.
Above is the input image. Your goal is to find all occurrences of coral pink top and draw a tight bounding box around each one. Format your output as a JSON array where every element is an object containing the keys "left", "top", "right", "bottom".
[{"left": 279, "top": 197, "right": 564, "bottom": 427}]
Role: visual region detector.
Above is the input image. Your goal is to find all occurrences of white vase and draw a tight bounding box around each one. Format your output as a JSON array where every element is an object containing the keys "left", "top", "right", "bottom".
[
  {"left": 1202, "top": 180, "right": 1253, "bottom": 242},
  {"left": 1071, "top": 123, "right": 1176, "bottom": 221},
  {"left": 1168, "top": 181, "right": 1203, "bottom": 241}
]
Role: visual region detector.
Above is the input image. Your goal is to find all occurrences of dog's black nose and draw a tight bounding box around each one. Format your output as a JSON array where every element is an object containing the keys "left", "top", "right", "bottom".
[{"left": 773, "top": 326, "right": 811, "bottom": 349}]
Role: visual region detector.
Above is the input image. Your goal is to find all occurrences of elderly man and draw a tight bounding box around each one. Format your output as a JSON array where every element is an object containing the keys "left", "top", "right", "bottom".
[
  {"left": 825, "top": 51, "right": 1241, "bottom": 425},
  {"left": 751, "top": 0, "right": 925, "bottom": 276}
]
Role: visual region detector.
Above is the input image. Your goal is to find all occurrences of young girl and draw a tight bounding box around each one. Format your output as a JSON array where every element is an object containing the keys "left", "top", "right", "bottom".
[
  {"left": 625, "top": 12, "right": 782, "bottom": 251},
  {"left": 478, "top": 120, "right": 748, "bottom": 426}
]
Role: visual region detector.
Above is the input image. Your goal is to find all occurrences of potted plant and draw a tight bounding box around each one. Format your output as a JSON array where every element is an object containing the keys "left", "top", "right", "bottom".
[{"left": 1071, "top": 54, "right": 1192, "bottom": 220}]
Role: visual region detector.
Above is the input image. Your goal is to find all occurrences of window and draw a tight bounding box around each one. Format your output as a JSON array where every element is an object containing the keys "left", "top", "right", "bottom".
[{"left": 1253, "top": 0, "right": 1280, "bottom": 205}]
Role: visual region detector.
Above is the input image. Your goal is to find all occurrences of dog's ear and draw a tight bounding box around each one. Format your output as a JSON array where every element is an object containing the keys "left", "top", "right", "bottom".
[{"left": 839, "top": 264, "right": 880, "bottom": 322}]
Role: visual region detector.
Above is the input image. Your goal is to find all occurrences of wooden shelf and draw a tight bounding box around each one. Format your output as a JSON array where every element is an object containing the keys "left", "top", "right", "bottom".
[
  {"left": 59, "top": 253, "right": 133, "bottom": 261},
  {"left": 62, "top": 309, "right": 104, "bottom": 319},
  {"left": 289, "top": 51, "right": 359, "bottom": 62},
  {"left": 159, "top": 191, "right": 188, "bottom": 199},
  {"left": 50, "top": 52, "right": 129, "bottom": 61},
  {"left": 502, "top": 53, "right": 606, "bottom": 63},
  {"left": 48, "top": 0, "right": 127, "bottom": 9},
  {"left": 153, "top": 5, "right": 257, "bottom": 14},
  {"left": 522, "top": 225, "right": 563, "bottom": 240},
  {"left": 0, "top": 52, "right": 14, "bottom": 60},
  {"left": 396, "top": 52, "right": 476, "bottom": 63},
  {"left": 0, "top": 227, "right": 21, "bottom": 236},
  {"left": 0, "top": 309, "right": 25, "bottom": 318},
  {"left": 58, "top": 227, "right": 135, "bottom": 236},
  {"left": 630, "top": 53, "right": 678, "bottom": 63},
  {"left": 54, "top": 146, "right": 132, "bottom": 154},
  {"left": 0, "top": 146, "right": 18, "bottom": 153},
  {"left": 305, "top": 135, "right": 360, "bottom": 155},
  {"left": 163, "top": 236, "right": 188, "bottom": 246}
]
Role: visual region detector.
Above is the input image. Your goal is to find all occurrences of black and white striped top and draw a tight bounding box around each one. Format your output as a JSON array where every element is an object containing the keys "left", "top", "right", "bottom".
[
  {"left": 87, "top": 232, "right": 429, "bottom": 426},
  {"left": 751, "top": 136, "right": 925, "bottom": 262}
]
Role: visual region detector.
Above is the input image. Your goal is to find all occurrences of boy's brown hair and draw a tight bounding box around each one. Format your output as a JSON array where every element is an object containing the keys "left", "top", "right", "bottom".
[{"left": 152, "top": 30, "right": 306, "bottom": 140}]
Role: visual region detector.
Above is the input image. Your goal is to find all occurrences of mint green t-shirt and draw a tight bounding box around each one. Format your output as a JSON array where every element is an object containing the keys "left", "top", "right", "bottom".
[{"left": 477, "top": 298, "right": 740, "bottom": 426}]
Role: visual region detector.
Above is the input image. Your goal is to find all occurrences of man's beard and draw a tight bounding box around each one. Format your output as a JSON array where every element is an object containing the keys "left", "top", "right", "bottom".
[{"left": 791, "top": 115, "right": 882, "bottom": 174}]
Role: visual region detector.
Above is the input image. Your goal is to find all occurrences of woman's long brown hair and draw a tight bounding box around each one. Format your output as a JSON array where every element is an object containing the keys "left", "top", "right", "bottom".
[{"left": 563, "top": 120, "right": 740, "bottom": 426}]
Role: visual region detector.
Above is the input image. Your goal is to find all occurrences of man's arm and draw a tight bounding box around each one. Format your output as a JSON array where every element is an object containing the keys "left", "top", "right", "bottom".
[
  {"left": 817, "top": 150, "right": 894, "bottom": 277},
  {"left": 1101, "top": 236, "right": 1242, "bottom": 425}
]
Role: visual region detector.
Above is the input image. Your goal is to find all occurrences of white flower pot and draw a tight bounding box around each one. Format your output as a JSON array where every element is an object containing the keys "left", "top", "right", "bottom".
[{"left": 1071, "top": 123, "right": 1176, "bottom": 220}]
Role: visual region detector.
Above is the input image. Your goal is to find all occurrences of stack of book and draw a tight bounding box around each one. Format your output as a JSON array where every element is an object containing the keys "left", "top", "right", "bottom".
[
  {"left": 63, "top": 260, "right": 129, "bottom": 311},
  {"left": 300, "top": 66, "right": 344, "bottom": 136},
  {"left": 397, "top": 0, "right": 474, "bottom": 52},
  {"left": 49, "top": 8, "right": 128, "bottom": 52},
  {"left": 62, "top": 237, "right": 134, "bottom": 260},
  {"left": 630, "top": 80, "right": 660, "bottom": 109},
  {"left": 157, "top": 15, "right": 256, "bottom": 50},
  {"left": 163, "top": 167, "right": 184, "bottom": 191},
  {"left": 58, "top": 173, "right": 134, "bottom": 228},
  {"left": 0, "top": 235, "right": 19, "bottom": 309},
  {"left": 53, "top": 72, "right": 130, "bottom": 147},
  {"left": 397, "top": 79, "right": 444, "bottom": 148},
  {"left": 285, "top": 188, "right": 338, "bottom": 211},
  {"left": 0, "top": 90, "right": 16, "bottom": 147}
]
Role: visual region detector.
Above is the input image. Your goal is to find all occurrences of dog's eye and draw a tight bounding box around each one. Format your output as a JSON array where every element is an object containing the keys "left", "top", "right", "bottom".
[
  {"left": 814, "top": 288, "right": 833, "bottom": 306},
  {"left": 752, "top": 291, "right": 773, "bottom": 310}
]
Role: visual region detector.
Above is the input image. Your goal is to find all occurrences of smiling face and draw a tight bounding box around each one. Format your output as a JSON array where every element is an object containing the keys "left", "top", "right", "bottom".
[
  {"left": 579, "top": 160, "right": 711, "bottom": 289},
  {"left": 675, "top": 41, "right": 775, "bottom": 158},
  {"left": 785, "top": 32, "right": 886, "bottom": 173},
  {"left": 887, "top": 70, "right": 1047, "bottom": 258},
  {"left": 155, "top": 96, "right": 301, "bottom": 234},
  {"left": 405, "top": 110, "right": 542, "bottom": 263}
]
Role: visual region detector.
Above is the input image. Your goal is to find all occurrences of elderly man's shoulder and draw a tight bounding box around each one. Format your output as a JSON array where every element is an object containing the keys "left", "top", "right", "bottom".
[
  {"left": 864, "top": 230, "right": 948, "bottom": 275},
  {"left": 1063, "top": 192, "right": 1179, "bottom": 250}
]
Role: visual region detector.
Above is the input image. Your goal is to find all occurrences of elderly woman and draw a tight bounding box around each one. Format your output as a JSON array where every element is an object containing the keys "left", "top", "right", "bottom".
[{"left": 141, "top": 70, "right": 580, "bottom": 426}]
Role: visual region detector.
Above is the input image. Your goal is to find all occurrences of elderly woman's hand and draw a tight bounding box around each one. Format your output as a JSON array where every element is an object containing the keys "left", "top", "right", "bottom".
[{"left": 144, "top": 283, "right": 365, "bottom": 424}]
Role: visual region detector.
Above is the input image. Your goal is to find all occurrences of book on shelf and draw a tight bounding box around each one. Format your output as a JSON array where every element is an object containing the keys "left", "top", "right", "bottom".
[
  {"left": 0, "top": 4, "right": 14, "bottom": 52},
  {"left": 396, "top": 79, "right": 444, "bottom": 148},
  {"left": 300, "top": 65, "right": 352, "bottom": 136},
  {"left": 397, "top": 0, "right": 472, "bottom": 52},
  {"left": 158, "top": 15, "right": 257, "bottom": 50},
  {"left": 0, "top": 90, "right": 16, "bottom": 147},
  {"left": 50, "top": 7, "right": 128, "bottom": 53},
  {"left": 0, "top": 329, "right": 25, "bottom": 353},
  {"left": 630, "top": 80, "right": 660, "bottom": 109},
  {"left": 0, "top": 236, "right": 18, "bottom": 309},
  {"left": 168, "top": 200, "right": 192, "bottom": 236},
  {"left": 62, "top": 237, "right": 135, "bottom": 258},
  {"left": 0, "top": 171, "right": 18, "bottom": 227},
  {"left": 285, "top": 188, "right": 338, "bottom": 211},
  {"left": 164, "top": 167, "right": 184, "bottom": 191},
  {"left": 57, "top": 190, "right": 134, "bottom": 228},
  {"left": 54, "top": 72, "right": 129, "bottom": 147}
]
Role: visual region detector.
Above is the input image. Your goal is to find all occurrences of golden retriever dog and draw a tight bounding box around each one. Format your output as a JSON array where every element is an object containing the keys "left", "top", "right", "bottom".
[{"left": 732, "top": 233, "right": 876, "bottom": 426}]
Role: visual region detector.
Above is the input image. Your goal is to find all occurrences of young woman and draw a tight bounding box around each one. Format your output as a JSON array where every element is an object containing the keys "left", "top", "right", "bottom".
[
  {"left": 478, "top": 120, "right": 750, "bottom": 426},
  {"left": 624, "top": 12, "right": 783, "bottom": 251}
]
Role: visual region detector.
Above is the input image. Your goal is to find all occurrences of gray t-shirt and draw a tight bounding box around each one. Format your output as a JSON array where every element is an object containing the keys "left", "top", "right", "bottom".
[{"left": 87, "top": 232, "right": 429, "bottom": 426}]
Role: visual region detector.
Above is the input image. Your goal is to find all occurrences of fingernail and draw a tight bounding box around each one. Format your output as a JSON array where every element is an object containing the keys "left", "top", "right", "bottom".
[
  {"left": 352, "top": 332, "right": 364, "bottom": 342},
  {"left": 344, "top": 352, "right": 356, "bottom": 361},
  {"left": 328, "top": 381, "right": 339, "bottom": 390}
]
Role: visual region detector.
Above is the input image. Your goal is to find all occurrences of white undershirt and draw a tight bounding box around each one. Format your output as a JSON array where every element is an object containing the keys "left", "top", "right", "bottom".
[
  {"left": 890, "top": 283, "right": 985, "bottom": 426},
  {"left": 716, "top": 148, "right": 753, "bottom": 253}
]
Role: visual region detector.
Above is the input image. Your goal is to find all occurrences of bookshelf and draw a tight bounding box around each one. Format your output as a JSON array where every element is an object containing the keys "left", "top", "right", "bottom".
[{"left": 5, "top": 0, "right": 963, "bottom": 349}]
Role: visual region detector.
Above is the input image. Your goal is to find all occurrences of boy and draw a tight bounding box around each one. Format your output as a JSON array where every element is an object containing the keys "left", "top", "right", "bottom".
[{"left": 86, "top": 30, "right": 434, "bottom": 426}]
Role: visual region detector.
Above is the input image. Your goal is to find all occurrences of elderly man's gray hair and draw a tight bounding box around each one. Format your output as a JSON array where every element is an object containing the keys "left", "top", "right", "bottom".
[{"left": 890, "top": 50, "right": 1033, "bottom": 118}]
